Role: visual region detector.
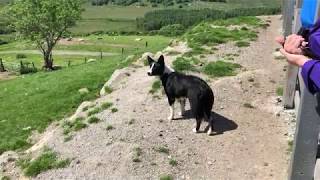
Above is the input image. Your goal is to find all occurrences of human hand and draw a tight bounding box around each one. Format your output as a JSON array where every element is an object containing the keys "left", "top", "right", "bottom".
[
  {"left": 275, "top": 34, "right": 305, "bottom": 54},
  {"left": 279, "top": 48, "right": 309, "bottom": 67}
]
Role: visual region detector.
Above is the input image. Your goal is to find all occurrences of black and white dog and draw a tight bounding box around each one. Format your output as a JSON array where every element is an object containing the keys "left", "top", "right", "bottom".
[{"left": 147, "top": 55, "right": 215, "bottom": 135}]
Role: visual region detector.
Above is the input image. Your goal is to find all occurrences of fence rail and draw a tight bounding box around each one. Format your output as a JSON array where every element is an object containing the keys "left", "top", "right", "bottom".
[{"left": 284, "top": 0, "right": 320, "bottom": 179}]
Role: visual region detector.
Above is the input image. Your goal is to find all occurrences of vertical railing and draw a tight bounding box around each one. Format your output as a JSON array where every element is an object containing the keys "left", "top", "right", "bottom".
[{"left": 286, "top": 0, "right": 320, "bottom": 179}]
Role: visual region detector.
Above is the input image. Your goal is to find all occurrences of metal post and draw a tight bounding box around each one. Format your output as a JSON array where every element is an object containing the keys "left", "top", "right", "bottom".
[
  {"left": 0, "top": 58, "right": 5, "bottom": 72},
  {"left": 283, "top": 0, "right": 301, "bottom": 109},
  {"left": 288, "top": 74, "right": 320, "bottom": 180}
]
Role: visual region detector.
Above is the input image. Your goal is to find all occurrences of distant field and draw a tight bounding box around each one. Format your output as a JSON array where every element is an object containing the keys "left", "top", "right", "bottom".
[
  {"left": 0, "top": 35, "right": 171, "bottom": 68},
  {"left": 70, "top": 0, "right": 281, "bottom": 34}
]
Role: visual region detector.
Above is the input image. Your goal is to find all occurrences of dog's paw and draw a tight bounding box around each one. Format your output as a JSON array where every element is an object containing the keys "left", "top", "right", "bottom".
[
  {"left": 207, "top": 128, "right": 213, "bottom": 136},
  {"left": 192, "top": 128, "right": 199, "bottom": 133},
  {"left": 178, "top": 111, "right": 184, "bottom": 116}
]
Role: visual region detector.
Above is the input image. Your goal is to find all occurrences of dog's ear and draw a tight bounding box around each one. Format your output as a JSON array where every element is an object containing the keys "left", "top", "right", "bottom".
[
  {"left": 158, "top": 55, "right": 164, "bottom": 66},
  {"left": 147, "top": 56, "right": 155, "bottom": 65}
]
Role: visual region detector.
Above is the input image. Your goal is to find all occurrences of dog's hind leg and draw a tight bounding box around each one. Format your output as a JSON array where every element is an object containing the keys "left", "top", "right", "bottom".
[
  {"left": 190, "top": 97, "right": 203, "bottom": 133},
  {"left": 167, "top": 97, "right": 175, "bottom": 121},
  {"left": 178, "top": 98, "right": 186, "bottom": 116},
  {"left": 205, "top": 112, "right": 214, "bottom": 135}
]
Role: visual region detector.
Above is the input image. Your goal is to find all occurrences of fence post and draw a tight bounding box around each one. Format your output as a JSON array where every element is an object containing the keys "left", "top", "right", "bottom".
[
  {"left": 121, "top": 48, "right": 124, "bottom": 55},
  {"left": 283, "top": 0, "right": 301, "bottom": 109},
  {"left": 84, "top": 57, "right": 87, "bottom": 64},
  {"left": 68, "top": 60, "right": 71, "bottom": 67},
  {"left": 288, "top": 74, "right": 320, "bottom": 180},
  {"left": 0, "top": 58, "right": 5, "bottom": 72},
  {"left": 100, "top": 51, "right": 103, "bottom": 60}
]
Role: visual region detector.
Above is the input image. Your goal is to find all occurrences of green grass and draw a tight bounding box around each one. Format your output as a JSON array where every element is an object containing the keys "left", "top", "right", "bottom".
[
  {"left": 185, "top": 16, "right": 261, "bottom": 50},
  {"left": 154, "top": 146, "right": 169, "bottom": 154},
  {"left": 149, "top": 80, "right": 161, "bottom": 94},
  {"left": 0, "top": 35, "right": 170, "bottom": 153},
  {"left": 132, "top": 146, "right": 142, "bottom": 162},
  {"left": 172, "top": 56, "right": 200, "bottom": 72},
  {"left": 159, "top": 174, "right": 173, "bottom": 180},
  {"left": 70, "top": 4, "right": 157, "bottom": 34},
  {"left": 203, "top": 61, "right": 241, "bottom": 77},
  {"left": 62, "top": 118, "right": 87, "bottom": 135},
  {"left": 101, "top": 102, "right": 113, "bottom": 109},
  {"left": 17, "top": 149, "right": 70, "bottom": 177},
  {"left": 87, "top": 107, "right": 102, "bottom": 116},
  {"left": 235, "top": 41, "right": 250, "bottom": 47},
  {"left": 104, "top": 86, "right": 113, "bottom": 94},
  {"left": 111, "top": 108, "right": 118, "bottom": 113},
  {"left": 169, "top": 158, "right": 178, "bottom": 166},
  {"left": 87, "top": 116, "right": 100, "bottom": 124},
  {"left": 106, "top": 124, "right": 114, "bottom": 130},
  {"left": 276, "top": 87, "right": 283, "bottom": 96}
]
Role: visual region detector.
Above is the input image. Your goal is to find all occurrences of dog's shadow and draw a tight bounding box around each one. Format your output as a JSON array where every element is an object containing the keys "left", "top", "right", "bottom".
[{"left": 175, "top": 110, "right": 238, "bottom": 136}]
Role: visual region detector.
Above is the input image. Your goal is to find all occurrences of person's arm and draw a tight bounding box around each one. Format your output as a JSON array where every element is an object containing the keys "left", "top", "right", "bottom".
[
  {"left": 301, "top": 60, "right": 320, "bottom": 94},
  {"left": 279, "top": 49, "right": 320, "bottom": 94}
]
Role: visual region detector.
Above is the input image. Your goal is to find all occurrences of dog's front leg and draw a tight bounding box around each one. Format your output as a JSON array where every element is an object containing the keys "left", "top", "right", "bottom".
[
  {"left": 178, "top": 98, "right": 186, "bottom": 116},
  {"left": 167, "top": 97, "right": 175, "bottom": 121}
]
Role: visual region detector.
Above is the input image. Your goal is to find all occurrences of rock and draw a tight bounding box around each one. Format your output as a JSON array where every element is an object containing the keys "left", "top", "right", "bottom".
[
  {"left": 135, "top": 38, "right": 142, "bottom": 41},
  {"left": 100, "top": 68, "right": 130, "bottom": 96},
  {"left": 87, "top": 59, "right": 97, "bottom": 63},
  {"left": 220, "top": 106, "right": 224, "bottom": 110},
  {"left": 78, "top": 38, "right": 85, "bottom": 42},
  {"left": 22, "top": 126, "right": 32, "bottom": 131},
  {"left": 208, "top": 161, "right": 213, "bottom": 165},
  {"left": 273, "top": 51, "right": 285, "bottom": 59},
  {"left": 69, "top": 101, "right": 94, "bottom": 122},
  {"left": 276, "top": 97, "right": 282, "bottom": 103},
  {"left": 78, "top": 88, "right": 89, "bottom": 94}
]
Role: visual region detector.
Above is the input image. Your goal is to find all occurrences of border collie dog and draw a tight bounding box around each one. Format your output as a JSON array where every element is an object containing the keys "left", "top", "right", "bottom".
[{"left": 147, "top": 55, "right": 215, "bottom": 135}]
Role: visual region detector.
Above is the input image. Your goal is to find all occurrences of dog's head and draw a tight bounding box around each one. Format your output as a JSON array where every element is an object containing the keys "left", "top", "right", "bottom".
[{"left": 147, "top": 55, "right": 165, "bottom": 76}]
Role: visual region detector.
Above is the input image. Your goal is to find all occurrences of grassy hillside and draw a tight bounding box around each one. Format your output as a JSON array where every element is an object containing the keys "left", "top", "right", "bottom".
[{"left": 0, "top": 35, "right": 171, "bottom": 153}]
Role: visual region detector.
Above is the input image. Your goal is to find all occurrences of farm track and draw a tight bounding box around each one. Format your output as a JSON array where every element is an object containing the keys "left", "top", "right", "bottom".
[{"left": 3, "top": 15, "right": 290, "bottom": 180}]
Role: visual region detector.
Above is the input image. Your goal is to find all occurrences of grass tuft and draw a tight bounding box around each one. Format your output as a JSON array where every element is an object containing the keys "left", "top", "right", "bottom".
[
  {"left": 203, "top": 61, "right": 241, "bottom": 77},
  {"left": 104, "top": 86, "right": 113, "bottom": 94},
  {"left": 154, "top": 146, "right": 169, "bottom": 154},
  {"left": 172, "top": 56, "right": 200, "bottom": 72},
  {"left": 87, "top": 116, "right": 100, "bottom": 124},
  {"left": 159, "top": 174, "right": 173, "bottom": 180},
  {"left": 276, "top": 87, "right": 283, "bottom": 96},
  {"left": 132, "top": 146, "right": 142, "bottom": 162},
  {"left": 106, "top": 124, "right": 114, "bottom": 130},
  {"left": 101, "top": 102, "right": 113, "bottom": 110},
  {"left": 17, "top": 149, "right": 70, "bottom": 177},
  {"left": 149, "top": 80, "right": 161, "bottom": 94},
  {"left": 169, "top": 158, "right": 178, "bottom": 166},
  {"left": 111, "top": 108, "right": 118, "bottom": 113},
  {"left": 235, "top": 41, "right": 250, "bottom": 47},
  {"left": 87, "top": 107, "right": 102, "bottom": 116}
]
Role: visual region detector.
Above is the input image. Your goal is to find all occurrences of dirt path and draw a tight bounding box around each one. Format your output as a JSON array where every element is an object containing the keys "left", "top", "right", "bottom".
[{"left": 6, "top": 15, "right": 289, "bottom": 180}]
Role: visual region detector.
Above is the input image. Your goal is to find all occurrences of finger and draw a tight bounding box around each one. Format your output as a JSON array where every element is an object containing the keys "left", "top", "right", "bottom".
[
  {"left": 275, "top": 36, "right": 285, "bottom": 45},
  {"left": 301, "top": 41, "right": 308, "bottom": 47}
]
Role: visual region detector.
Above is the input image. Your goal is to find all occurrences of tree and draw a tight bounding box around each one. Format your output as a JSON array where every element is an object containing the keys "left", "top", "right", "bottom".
[{"left": 5, "top": 0, "right": 83, "bottom": 70}]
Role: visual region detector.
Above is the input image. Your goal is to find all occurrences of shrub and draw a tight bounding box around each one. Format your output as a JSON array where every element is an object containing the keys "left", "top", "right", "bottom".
[
  {"left": 235, "top": 41, "right": 250, "bottom": 47},
  {"left": 16, "top": 54, "right": 27, "bottom": 59},
  {"left": 158, "top": 24, "right": 185, "bottom": 37},
  {"left": 276, "top": 87, "right": 283, "bottom": 96},
  {"left": 160, "top": 175, "right": 173, "bottom": 180}
]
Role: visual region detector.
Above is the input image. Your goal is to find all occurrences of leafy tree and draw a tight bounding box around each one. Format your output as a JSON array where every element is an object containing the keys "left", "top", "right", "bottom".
[{"left": 4, "top": 0, "right": 83, "bottom": 70}]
